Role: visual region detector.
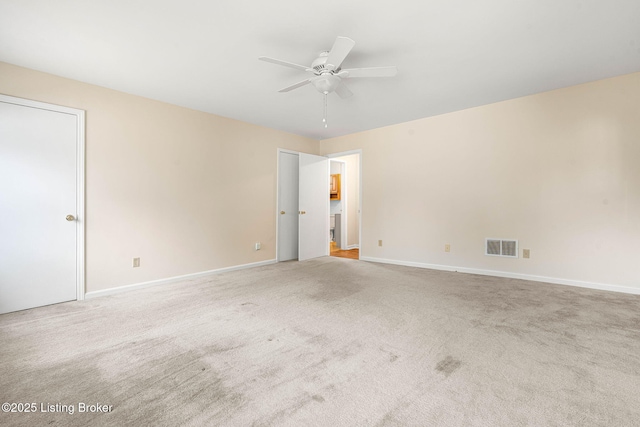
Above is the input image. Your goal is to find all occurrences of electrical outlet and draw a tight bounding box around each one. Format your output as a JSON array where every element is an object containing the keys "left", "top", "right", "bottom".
[
  {"left": 523, "top": 249, "right": 530, "bottom": 259},
  {"left": 255, "top": 242, "right": 261, "bottom": 251},
  {"left": 133, "top": 257, "right": 140, "bottom": 268},
  {"left": 445, "top": 244, "right": 451, "bottom": 252},
  {"left": 378, "top": 240, "right": 383, "bottom": 247}
]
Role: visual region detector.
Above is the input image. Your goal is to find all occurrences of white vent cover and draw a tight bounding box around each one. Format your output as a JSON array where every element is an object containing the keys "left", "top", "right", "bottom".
[{"left": 486, "top": 239, "right": 518, "bottom": 258}]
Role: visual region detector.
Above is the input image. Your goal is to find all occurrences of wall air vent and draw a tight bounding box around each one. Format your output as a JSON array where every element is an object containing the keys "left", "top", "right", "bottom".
[{"left": 485, "top": 239, "right": 518, "bottom": 258}]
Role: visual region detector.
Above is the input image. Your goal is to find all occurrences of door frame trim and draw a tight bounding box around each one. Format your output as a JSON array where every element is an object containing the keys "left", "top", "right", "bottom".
[
  {"left": 329, "top": 159, "right": 347, "bottom": 249},
  {"left": 0, "top": 94, "right": 86, "bottom": 301}
]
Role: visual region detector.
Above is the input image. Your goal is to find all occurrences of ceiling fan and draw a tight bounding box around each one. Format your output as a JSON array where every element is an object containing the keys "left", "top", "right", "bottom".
[
  {"left": 259, "top": 36, "right": 397, "bottom": 127},
  {"left": 259, "top": 36, "right": 397, "bottom": 98}
]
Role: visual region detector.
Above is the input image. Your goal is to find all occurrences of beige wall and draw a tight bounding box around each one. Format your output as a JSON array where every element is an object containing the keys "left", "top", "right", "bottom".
[
  {"left": 321, "top": 72, "right": 640, "bottom": 290},
  {"left": 0, "top": 62, "right": 319, "bottom": 293},
  {"left": 3, "top": 60, "right": 639, "bottom": 294}
]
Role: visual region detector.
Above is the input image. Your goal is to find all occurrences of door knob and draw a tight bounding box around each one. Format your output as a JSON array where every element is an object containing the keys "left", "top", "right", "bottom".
[
  {"left": 66, "top": 214, "right": 76, "bottom": 221},
  {"left": 280, "top": 211, "right": 285, "bottom": 214}
]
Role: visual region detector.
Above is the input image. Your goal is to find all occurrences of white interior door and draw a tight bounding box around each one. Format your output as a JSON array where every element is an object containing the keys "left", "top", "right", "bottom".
[
  {"left": 277, "top": 151, "right": 299, "bottom": 261},
  {"left": 298, "top": 153, "right": 329, "bottom": 261},
  {"left": 0, "top": 98, "right": 81, "bottom": 314}
]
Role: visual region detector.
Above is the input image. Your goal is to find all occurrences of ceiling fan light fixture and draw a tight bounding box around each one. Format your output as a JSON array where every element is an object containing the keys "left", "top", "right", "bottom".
[{"left": 312, "top": 74, "right": 340, "bottom": 94}]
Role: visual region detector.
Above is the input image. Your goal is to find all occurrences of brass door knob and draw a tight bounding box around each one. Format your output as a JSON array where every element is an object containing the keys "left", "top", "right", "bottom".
[
  {"left": 66, "top": 214, "right": 76, "bottom": 221},
  {"left": 280, "top": 211, "right": 285, "bottom": 214}
]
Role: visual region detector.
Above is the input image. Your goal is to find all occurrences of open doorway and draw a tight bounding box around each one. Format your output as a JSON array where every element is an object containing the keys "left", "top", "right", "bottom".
[{"left": 328, "top": 152, "right": 360, "bottom": 260}]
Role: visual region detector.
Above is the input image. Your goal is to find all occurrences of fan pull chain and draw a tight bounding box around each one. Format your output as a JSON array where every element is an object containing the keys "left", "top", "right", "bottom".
[{"left": 323, "top": 92, "right": 328, "bottom": 128}]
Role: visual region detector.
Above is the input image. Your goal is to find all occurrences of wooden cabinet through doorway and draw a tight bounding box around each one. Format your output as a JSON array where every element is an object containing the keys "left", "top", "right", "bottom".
[{"left": 330, "top": 174, "right": 341, "bottom": 200}]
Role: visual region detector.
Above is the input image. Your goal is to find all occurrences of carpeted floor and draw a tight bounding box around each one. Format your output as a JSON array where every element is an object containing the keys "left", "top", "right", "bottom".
[{"left": 1, "top": 257, "right": 639, "bottom": 426}]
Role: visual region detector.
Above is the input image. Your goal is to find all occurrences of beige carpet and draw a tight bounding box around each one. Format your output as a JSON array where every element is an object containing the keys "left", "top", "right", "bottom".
[{"left": 1, "top": 257, "right": 639, "bottom": 426}]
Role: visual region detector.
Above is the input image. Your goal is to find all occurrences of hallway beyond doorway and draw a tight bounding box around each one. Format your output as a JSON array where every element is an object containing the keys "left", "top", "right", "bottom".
[{"left": 330, "top": 242, "right": 359, "bottom": 260}]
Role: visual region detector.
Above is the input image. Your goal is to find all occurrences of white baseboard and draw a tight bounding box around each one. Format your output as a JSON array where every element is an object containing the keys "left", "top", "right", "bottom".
[
  {"left": 360, "top": 256, "right": 640, "bottom": 295},
  {"left": 345, "top": 244, "right": 360, "bottom": 250},
  {"left": 85, "top": 259, "right": 277, "bottom": 299}
]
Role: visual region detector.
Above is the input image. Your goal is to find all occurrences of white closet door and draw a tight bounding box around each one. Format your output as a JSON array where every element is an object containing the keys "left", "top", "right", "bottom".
[
  {"left": 0, "top": 100, "right": 78, "bottom": 313},
  {"left": 298, "top": 153, "right": 329, "bottom": 261},
  {"left": 277, "top": 151, "right": 299, "bottom": 261}
]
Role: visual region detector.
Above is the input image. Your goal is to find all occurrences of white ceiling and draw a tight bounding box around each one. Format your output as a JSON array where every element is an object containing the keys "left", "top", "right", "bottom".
[{"left": 1, "top": 1, "right": 639, "bottom": 140}]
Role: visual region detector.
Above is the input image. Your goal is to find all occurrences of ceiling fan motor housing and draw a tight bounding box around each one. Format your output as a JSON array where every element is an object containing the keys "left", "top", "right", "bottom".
[
  {"left": 311, "top": 52, "right": 342, "bottom": 94},
  {"left": 311, "top": 51, "right": 330, "bottom": 73}
]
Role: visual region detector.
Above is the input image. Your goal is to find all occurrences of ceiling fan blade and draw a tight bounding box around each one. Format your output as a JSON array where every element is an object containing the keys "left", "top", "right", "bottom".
[
  {"left": 325, "top": 36, "right": 355, "bottom": 71},
  {"left": 278, "top": 79, "right": 312, "bottom": 92},
  {"left": 339, "top": 66, "right": 398, "bottom": 78},
  {"left": 334, "top": 81, "right": 353, "bottom": 99},
  {"left": 259, "top": 56, "right": 311, "bottom": 72}
]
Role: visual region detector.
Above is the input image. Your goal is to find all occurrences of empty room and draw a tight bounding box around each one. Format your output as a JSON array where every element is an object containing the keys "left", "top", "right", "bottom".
[{"left": 1, "top": 1, "right": 639, "bottom": 426}]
